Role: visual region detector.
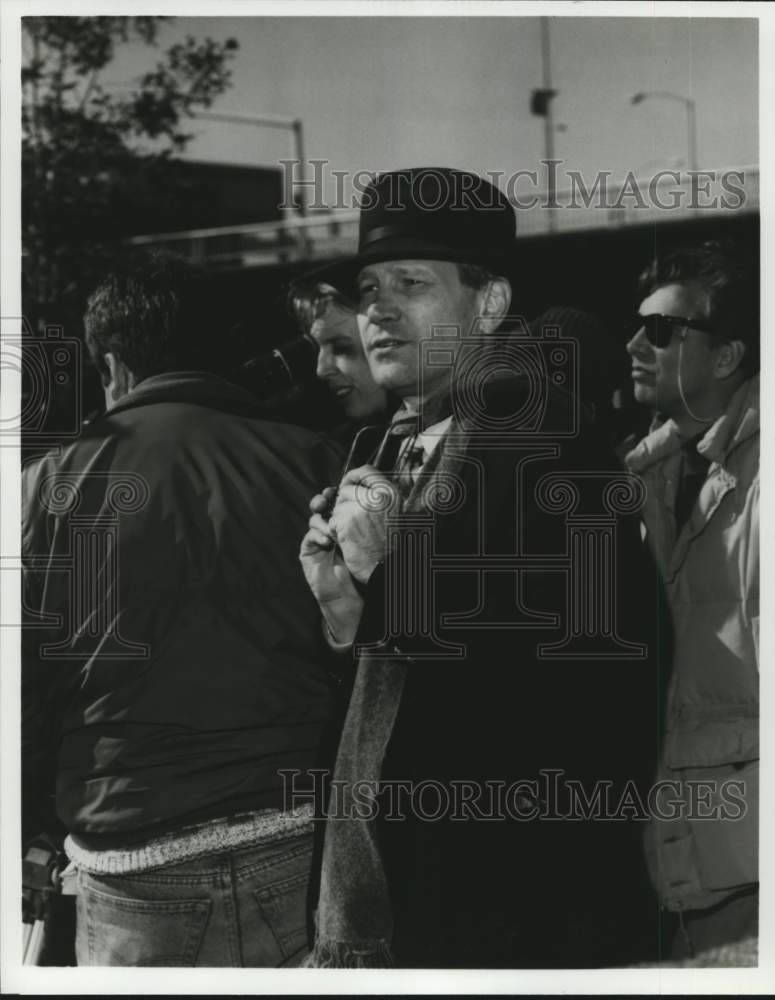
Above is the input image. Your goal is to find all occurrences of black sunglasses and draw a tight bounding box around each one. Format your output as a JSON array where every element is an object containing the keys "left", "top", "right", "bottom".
[{"left": 628, "top": 313, "right": 716, "bottom": 348}]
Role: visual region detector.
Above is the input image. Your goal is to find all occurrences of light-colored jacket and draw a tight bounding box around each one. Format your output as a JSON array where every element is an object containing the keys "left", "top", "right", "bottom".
[{"left": 626, "top": 375, "right": 759, "bottom": 912}]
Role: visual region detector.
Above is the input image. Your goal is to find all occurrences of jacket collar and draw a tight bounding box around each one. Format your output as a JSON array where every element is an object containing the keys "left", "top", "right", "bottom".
[
  {"left": 104, "top": 371, "right": 264, "bottom": 420},
  {"left": 626, "top": 375, "right": 759, "bottom": 476},
  {"left": 696, "top": 373, "right": 759, "bottom": 465}
]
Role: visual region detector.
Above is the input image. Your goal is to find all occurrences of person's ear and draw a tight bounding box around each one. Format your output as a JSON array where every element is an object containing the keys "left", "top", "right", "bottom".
[
  {"left": 103, "top": 352, "right": 135, "bottom": 404},
  {"left": 714, "top": 339, "right": 746, "bottom": 380},
  {"left": 477, "top": 277, "right": 512, "bottom": 335}
]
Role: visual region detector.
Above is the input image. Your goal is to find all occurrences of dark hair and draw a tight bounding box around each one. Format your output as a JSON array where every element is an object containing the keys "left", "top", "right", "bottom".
[
  {"left": 530, "top": 306, "right": 627, "bottom": 417},
  {"left": 287, "top": 278, "right": 355, "bottom": 335},
  {"left": 84, "top": 252, "right": 223, "bottom": 381},
  {"left": 456, "top": 263, "right": 498, "bottom": 291},
  {"left": 637, "top": 240, "right": 759, "bottom": 375}
]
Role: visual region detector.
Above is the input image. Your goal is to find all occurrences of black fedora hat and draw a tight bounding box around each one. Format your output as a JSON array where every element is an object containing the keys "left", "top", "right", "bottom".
[{"left": 306, "top": 166, "right": 516, "bottom": 294}]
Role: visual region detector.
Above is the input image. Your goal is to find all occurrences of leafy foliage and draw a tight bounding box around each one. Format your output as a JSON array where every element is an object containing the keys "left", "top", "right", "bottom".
[{"left": 22, "top": 16, "right": 239, "bottom": 327}]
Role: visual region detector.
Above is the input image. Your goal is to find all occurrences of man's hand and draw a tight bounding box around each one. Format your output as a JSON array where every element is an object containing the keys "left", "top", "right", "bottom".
[
  {"left": 332, "top": 465, "right": 402, "bottom": 584},
  {"left": 300, "top": 507, "right": 359, "bottom": 607},
  {"left": 309, "top": 486, "right": 337, "bottom": 519},
  {"left": 300, "top": 489, "right": 364, "bottom": 646}
]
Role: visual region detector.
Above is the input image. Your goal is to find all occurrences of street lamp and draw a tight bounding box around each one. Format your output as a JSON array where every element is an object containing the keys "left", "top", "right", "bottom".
[
  {"left": 534, "top": 17, "right": 559, "bottom": 232},
  {"left": 630, "top": 91, "right": 698, "bottom": 173},
  {"left": 193, "top": 109, "right": 307, "bottom": 217}
]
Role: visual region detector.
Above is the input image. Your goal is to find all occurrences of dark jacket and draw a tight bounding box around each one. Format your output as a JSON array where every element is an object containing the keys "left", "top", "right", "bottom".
[
  {"left": 22, "top": 372, "right": 343, "bottom": 846},
  {"left": 339, "top": 375, "right": 669, "bottom": 967}
]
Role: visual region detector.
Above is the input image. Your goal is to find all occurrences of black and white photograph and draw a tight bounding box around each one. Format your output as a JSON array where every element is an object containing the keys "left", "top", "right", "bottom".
[{"left": 1, "top": 1, "right": 770, "bottom": 993}]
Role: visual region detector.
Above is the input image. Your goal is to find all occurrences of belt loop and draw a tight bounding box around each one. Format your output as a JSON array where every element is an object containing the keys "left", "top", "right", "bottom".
[
  {"left": 677, "top": 908, "right": 694, "bottom": 959},
  {"left": 60, "top": 861, "right": 79, "bottom": 896}
]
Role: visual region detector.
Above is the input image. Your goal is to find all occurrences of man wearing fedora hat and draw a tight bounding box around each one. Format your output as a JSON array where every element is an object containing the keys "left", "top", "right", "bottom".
[{"left": 299, "top": 167, "right": 664, "bottom": 968}]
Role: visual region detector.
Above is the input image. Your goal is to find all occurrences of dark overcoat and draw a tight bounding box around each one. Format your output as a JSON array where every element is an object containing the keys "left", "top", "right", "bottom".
[{"left": 322, "top": 374, "right": 670, "bottom": 968}]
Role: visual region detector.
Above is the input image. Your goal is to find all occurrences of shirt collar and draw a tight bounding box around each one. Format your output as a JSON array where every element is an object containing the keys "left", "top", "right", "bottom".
[
  {"left": 391, "top": 398, "right": 454, "bottom": 464},
  {"left": 416, "top": 415, "right": 454, "bottom": 461}
]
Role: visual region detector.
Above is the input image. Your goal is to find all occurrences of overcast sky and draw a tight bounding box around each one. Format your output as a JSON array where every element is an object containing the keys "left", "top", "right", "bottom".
[{"left": 110, "top": 14, "right": 758, "bottom": 204}]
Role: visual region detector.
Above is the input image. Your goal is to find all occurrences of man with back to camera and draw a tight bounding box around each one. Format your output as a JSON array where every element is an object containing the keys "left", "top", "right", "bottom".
[
  {"left": 21, "top": 252, "right": 344, "bottom": 966},
  {"left": 625, "top": 241, "right": 759, "bottom": 962},
  {"left": 298, "top": 167, "right": 667, "bottom": 968}
]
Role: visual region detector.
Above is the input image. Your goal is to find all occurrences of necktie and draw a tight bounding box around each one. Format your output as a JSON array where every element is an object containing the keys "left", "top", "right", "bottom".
[{"left": 396, "top": 436, "right": 426, "bottom": 494}]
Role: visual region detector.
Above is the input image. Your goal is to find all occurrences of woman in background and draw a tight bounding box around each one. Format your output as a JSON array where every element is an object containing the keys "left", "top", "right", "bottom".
[{"left": 288, "top": 280, "right": 390, "bottom": 429}]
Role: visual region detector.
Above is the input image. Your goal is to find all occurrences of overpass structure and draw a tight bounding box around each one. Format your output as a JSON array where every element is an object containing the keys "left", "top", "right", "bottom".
[{"left": 127, "top": 166, "right": 758, "bottom": 273}]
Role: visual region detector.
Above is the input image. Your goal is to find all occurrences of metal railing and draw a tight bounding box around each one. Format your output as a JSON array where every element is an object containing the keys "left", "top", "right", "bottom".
[{"left": 128, "top": 210, "right": 360, "bottom": 270}]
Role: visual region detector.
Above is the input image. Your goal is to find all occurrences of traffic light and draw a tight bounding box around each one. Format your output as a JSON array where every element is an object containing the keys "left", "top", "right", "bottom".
[{"left": 530, "top": 88, "right": 557, "bottom": 117}]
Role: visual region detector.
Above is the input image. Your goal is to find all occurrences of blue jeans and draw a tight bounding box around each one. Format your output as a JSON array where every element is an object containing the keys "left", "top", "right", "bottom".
[{"left": 74, "top": 832, "right": 313, "bottom": 967}]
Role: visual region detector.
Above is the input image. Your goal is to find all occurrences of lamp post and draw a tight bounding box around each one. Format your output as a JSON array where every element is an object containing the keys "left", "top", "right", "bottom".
[
  {"left": 630, "top": 91, "right": 698, "bottom": 173},
  {"left": 540, "top": 17, "right": 557, "bottom": 231},
  {"left": 193, "top": 109, "right": 307, "bottom": 217}
]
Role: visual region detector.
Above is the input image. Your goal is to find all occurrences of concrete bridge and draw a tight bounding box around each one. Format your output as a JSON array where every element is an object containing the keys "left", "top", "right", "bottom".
[{"left": 126, "top": 166, "right": 758, "bottom": 273}]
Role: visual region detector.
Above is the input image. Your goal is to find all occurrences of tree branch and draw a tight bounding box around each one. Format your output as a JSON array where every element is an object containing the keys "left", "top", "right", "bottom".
[{"left": 78, "top": 67, "right": 100, "bottom": 112}]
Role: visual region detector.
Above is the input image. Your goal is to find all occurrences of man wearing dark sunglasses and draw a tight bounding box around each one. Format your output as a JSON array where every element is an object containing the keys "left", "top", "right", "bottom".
[
  {"left": 625, "top": 241, "right": 759, "bottom": 963},
  {"left": 627, "top": 300, "right": 746, "bottom": 437}
]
